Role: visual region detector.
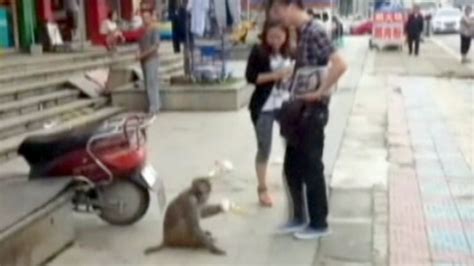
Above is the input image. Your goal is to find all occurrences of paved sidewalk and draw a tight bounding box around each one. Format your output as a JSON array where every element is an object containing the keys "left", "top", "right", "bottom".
[
  {"left": 323, "top": 38, "right": 474, "bottom": 266},
  {"left": 373, "top": 39, "right": 474, "bottom": 79},
  {"left": 24, "top": 36, "right": 474, "bottom": 265},
  {"left": 388, "top": 78, "right": 474, "bottom": 265},
  {"left": 47, "top": 37, "right": 369, "bottom": 266},
  {"left": 373, "top": 39, "right": 474, "bottom": 265}
]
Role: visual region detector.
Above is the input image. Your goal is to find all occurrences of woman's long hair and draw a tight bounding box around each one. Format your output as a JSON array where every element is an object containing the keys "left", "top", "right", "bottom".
[{"left": 260, "top": 20, "right": 292, "bottom": 58}]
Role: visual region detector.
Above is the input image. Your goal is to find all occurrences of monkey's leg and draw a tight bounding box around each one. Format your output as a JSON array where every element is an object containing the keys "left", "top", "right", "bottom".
[
  {"left": 205, "top": 240, "right": 226, "bottom": 256},
  {"left": 204, "top": 230, "right": 216, "bottom": 243},
  {"left": 196, "top": 233, "right": 226, "bottom": 255},
  {"left": 200, "top": 204, "right": 223, "bottom": 219},
  {"left": 187, "top": 197, "right": 226, "bottom": 255}
]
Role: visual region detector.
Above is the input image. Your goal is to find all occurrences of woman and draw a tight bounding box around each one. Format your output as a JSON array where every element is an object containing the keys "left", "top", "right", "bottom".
[
  {"left": 100, "top": 11, "right": 125, "bottom": 51},
  {"left": 137, "top": 7, "right": 161, "bottom": 114},
  {"left": 460, "top": 6, "right": 474, "bottom": 64},
  {"left": 245, "top": 21, "right": 294, "bottom": 207}
]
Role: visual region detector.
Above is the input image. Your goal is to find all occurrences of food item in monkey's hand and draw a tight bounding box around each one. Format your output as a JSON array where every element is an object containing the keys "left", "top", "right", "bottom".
[{"left": 220, "top": 199, "right": 248, "bottom": 216}]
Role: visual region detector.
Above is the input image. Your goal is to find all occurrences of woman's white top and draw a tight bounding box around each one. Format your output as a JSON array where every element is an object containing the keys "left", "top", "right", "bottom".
[
  {"left": 261, "top": 54, "right": 293, "bottom": 112},
  {"left": 100, "top": 19, "right": 118, "bottom": 35}
]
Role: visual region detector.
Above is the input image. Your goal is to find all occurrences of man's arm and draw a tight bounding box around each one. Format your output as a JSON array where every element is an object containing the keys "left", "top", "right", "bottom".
[
  {"left": 298, "top": 25, "right": 348, "bottom": 102},
  {"left": 299, "top": 52, "right": 347, "bottom": 102},
  {"left": 319, "top": 52, "right": 347, "bottom": 96}
]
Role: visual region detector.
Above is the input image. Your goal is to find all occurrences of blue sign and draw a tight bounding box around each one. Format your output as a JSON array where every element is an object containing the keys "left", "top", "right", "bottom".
[{"left": 0, "top": 8, "right": 13, "bottom": 48}]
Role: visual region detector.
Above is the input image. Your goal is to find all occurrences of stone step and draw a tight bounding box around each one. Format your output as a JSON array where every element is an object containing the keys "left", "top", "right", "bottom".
[
  {"left": 0, "top": 90, "right": 80, "bottom": 120},
  {"left": 0, "top": 98, "right": 107, "bottom": 140},
  {"left": 0, "top": 178, "right": 75, "bottom": 266},
  {"left": 0, "top": 55, "right": 135, "bottom": 86},
  {"left": 0, "top": 47, "right": 134, "bottom": 74},
  {"left": 0, "top": 53, "right": 182, "bottom": 88},
  {"left": 1, "top": 50, "right": 181, "bottom": 78},
  {"left": 159, "top": 60, "right": 184, "bottom": 81},
  {"left": 0, "top": 106, "right": 122, "bottom": 161},
  {"left": 0, "top": 53, "right": 181, "bottom": 102},
  {"left": 0, "top": 44, "right": 180, "bottom": 73},
  {"left": 111, "top": 79, "right": 253, "bottom": 111},
  {"left": 0, "top": 80, "right": 66, "bottom": 104}
]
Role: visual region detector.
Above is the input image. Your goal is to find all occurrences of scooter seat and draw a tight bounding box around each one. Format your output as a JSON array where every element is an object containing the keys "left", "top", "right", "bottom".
[{"left": 18, "top": 125, "right": 98, "bottom": 165}]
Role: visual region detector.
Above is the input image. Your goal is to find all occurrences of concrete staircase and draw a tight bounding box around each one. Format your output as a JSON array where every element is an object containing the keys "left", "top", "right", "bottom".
[
  {"left": 0, "top": 43, "right": 183, "bottom": 266},
  {"left": 0, "top": 43, "right": 183, "bottom": 162}
]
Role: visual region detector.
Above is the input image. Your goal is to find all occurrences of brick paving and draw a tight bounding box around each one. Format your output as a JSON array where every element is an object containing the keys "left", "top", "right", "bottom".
[{"left": 388, "top": 78, "right": 474, "bottom": 265}]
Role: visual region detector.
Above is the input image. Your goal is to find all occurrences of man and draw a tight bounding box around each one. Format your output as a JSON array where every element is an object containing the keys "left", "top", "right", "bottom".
[
  {"left": 65, "top": 0, "right": 79, "bottom": 41},
  {"left": 268, "top": 0, "right": 347, "bottom": 240},
  {"left": 460, "top": 5, "right": 474, "bottom": 63},
  {"left": 405, "top": 5, "right": 424, "bottom": 56}
]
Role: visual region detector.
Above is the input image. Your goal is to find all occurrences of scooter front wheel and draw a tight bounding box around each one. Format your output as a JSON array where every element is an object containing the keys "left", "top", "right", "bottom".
[{"left": 98, "top": 179, "right": 150, "bottom": 226}]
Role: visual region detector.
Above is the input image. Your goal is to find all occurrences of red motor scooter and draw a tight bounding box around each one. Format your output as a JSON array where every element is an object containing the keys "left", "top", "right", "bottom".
[{"left": 18, "top": 114, "right": 166, "bottom": 226}]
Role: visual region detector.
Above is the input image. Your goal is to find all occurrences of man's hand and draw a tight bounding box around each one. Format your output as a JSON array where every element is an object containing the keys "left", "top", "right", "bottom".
[{"left": 296, "top": 90, "right": 329, "bottom": 103}]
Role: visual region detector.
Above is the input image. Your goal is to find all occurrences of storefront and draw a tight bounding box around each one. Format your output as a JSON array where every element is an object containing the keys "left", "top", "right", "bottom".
[
  {"left": 86, "top": 0, "right": 145, "bottom": 45},
  {"left": 0, "top": 0, "right": 19, "bottom": 49},
  {"left": 3, "top": 0, "right": 147, "bottom": 52},
  {"left": 36, "top": 0, "right": 105, "bottom": 46},
  {"left": 35, "top": 0, "right": 85, "bottom": 43}
]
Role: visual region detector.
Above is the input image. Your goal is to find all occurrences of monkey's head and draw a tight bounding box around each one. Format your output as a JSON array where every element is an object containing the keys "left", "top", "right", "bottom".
[{"left": 191, "top": 178, "right": 212, "bottom": 204}]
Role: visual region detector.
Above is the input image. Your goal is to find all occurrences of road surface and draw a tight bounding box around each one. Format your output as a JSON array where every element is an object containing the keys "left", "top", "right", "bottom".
[{"left": 433, "top": 34, "right": 459, "bottom": 54}]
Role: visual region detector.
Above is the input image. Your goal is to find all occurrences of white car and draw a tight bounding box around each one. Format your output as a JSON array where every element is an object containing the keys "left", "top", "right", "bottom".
[
  {"left": 418, "top": 1, "right": 438, "bottom": 17},
  {"left": 431, "top": 7, "right": 463, "bottom": 33}
]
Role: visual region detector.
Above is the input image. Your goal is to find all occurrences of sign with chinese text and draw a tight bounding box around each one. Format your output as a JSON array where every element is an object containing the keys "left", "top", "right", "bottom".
[{"left": 373, "top": 11, "right": 405, "bottom": 42}]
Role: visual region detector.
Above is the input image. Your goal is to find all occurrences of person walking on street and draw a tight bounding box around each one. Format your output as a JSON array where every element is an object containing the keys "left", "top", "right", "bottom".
[
  {"left": 405, "top": 5, "right": 424, "bottom": 56},
  {"left": 137, "top": 7, "right": 161, "bottom": 114},
  {"left": 268, "top": 0, "right": 347, "bottom": 240},
  {"left": 245, "top": 20, "right": 294, "bottom": 207},
  {"left": 460, "top": 6, "right": 474, "bottom": 64}
]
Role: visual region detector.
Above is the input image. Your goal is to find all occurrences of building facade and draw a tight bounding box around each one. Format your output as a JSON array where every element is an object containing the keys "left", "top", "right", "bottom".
[{"left": 1, "top": 0, "right": 145, "bottom": 52}]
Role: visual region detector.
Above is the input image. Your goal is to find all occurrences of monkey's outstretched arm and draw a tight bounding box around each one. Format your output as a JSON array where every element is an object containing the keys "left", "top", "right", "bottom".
[{"left": 201, "top": 204, "right": 223, "bottom": 219}]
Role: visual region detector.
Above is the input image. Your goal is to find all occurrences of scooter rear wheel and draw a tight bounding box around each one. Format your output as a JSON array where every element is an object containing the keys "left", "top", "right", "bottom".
[{"left": 98, "top": 179, "right": 150, "bottom": 226}]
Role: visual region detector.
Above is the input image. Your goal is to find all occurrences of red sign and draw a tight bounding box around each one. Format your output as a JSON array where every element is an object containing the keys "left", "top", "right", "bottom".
[{"left": 373, "top": 11, "right": 405, "bottom": 42}]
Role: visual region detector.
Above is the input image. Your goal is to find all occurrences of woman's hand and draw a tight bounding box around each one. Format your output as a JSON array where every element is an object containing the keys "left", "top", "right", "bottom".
[
  {"left": 274, "top": 67, "right": 293, "bottom": 81},
  {"left": 255, "top": 66, "right": 293, "bottom": 85}
]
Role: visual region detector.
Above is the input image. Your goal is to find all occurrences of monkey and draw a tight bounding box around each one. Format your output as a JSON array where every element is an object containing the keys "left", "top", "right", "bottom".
[{"left": 144, "top": 177, "right": 227, "bottom": 256}]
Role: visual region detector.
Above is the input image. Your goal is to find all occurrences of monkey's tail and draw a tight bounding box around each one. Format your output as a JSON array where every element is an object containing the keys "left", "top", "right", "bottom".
[{"left": 144, "top": 244, "right": 165, "bottom": 255}]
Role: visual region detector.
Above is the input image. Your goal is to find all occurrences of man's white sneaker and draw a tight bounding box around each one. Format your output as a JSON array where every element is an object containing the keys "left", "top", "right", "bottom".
[
  {"left": 293, "top": 227, "right": 331, "bottom": 240},
  {"left": 276, "top": 221, "right": 308, "bottom": 235}
]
